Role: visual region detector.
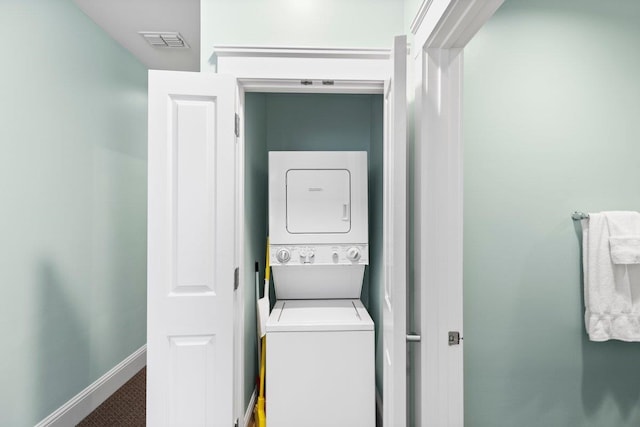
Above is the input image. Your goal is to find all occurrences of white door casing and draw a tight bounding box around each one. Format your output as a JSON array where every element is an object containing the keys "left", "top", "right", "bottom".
[
  {"left": 216, "top": 47, "right": 407, "bottom": 424},
  {"left": 382, "top": 35, "right": 408, "bottom": 427},
  {"left": 410, "top": 1, "right": 505, "bottom": 425},
  {"left": 147, "top": 70, "right": 237, "bottom": 427}
]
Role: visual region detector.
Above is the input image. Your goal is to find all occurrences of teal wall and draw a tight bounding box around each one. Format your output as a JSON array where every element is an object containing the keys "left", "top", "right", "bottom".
[
  {"left": 243, "top": 93, "right": 384, "bottom": 407},
  {"left": 464, "top": 0, "right": 640, "bottom": 425},
  {"left": 0, "top": 1, "right": 148, "bottom": 425},
  {"left": 243, "top": 93, "right": 268, "bottom": 407},
  {"left": 200, "top": 0, "right": 409, "bottom": 70},
  {"left": 367, "top": 95, "right": 385, "bottom": 395}
]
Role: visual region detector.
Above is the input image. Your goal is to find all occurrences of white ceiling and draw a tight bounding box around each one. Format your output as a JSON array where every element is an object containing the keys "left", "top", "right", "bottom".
[{"left": 73, "top": 0, "right": 200, "bottom": 71}]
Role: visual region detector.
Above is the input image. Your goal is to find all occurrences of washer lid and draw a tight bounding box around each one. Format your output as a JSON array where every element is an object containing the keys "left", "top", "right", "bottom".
[{"left": 266, "top": 299, "right": 374, "bottom": 332}]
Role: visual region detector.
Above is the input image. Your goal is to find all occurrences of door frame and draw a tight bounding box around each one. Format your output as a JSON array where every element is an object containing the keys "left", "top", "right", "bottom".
[
  {"left": 410, "top": 1, "right": 505, "bottom": 426},
  {"left": 214, "top": 46, "right": 406, "bottom": 426}
]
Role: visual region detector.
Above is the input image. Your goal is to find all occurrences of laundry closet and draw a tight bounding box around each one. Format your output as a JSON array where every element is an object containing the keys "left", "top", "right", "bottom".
[{"left": 243, "top": 92, "right": 383, "bottom": 426}]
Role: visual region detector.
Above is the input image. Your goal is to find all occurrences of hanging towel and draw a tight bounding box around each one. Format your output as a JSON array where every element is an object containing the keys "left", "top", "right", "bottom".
[
  {"left": 603, "top": 211, "right": 640, "bottom": 264},
  {"left": 609, "top": 237, "right": 640, "bottom": 264},
  {"left": 582, "top": 213, "right": 640, "bottom": 341}
]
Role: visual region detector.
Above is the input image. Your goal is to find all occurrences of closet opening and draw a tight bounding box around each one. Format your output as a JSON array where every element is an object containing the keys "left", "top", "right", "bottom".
[{"left": 241, "top": 91, "right": 385, "bottom": 409}]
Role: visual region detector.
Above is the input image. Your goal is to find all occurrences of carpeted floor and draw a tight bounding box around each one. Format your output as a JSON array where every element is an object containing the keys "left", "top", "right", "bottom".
[
  {"left": 76, "top": 367, "right": 256, "bottom": 426},
  {"left": 77, "top": 367, "right": 146, "bottom": 426}
]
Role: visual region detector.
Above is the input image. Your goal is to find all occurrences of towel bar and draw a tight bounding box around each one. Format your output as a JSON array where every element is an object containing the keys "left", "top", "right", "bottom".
[{"left": 572, "top": 211, "right": 589, "bottom": 221}]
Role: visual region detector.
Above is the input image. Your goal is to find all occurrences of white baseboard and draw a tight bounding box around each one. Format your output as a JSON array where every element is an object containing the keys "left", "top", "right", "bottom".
[
  {"left": 375, "top": 388, "right": 383, "bottom": 427},
  {"left": 35, "top": 345, "right": 147, "bottom": 427},
  {"left": 244, "top": 387, "right": 258, "bottom": 427}
]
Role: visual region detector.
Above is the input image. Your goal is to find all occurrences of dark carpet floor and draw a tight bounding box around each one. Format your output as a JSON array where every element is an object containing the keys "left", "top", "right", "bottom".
[{"left": 76, "top": 367, "right": 146, "bottom": 426}]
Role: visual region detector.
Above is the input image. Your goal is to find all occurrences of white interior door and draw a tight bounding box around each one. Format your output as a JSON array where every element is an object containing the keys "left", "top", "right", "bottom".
[
  {"left": 147, "top": 70, "right": 236, "bottom": 427},
  {"left": 383, "top": 35, "right": 408, "bottom": 427}
]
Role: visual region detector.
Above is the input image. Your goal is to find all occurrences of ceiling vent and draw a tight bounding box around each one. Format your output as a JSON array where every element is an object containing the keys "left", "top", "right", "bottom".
[{"left": 139, "top": 32, "right": 189, "bottom": 49}]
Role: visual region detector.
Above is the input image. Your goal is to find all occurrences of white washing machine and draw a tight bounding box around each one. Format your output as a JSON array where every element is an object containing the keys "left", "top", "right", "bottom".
[
  {"left": 266, "top": 299, "right": 374, "bottom": 427},
  {"left": 266, "top": 151, "right": 374, "bottom": 426}
]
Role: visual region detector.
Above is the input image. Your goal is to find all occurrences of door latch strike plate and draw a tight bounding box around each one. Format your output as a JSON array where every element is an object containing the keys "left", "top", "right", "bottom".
[
  {"left": 234, "top": 267, "right": 239, "bottom": 291},
  {"left": 448, "top": 331, "right": 461, "bottom": 346}
]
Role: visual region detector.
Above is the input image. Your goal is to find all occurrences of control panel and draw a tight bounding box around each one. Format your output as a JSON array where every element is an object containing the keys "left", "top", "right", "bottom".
[{"left": 270, "top": 244, "right": 369, "bottom": 266}]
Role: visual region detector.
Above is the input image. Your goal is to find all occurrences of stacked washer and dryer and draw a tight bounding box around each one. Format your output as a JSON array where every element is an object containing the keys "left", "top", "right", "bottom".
[{"left": 266, "top": 151, "right": 375, "bottom": 427}]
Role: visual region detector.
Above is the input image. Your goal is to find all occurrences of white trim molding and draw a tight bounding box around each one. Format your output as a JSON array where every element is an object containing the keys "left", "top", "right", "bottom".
[
  {"left": 237, "top": 78, "right": 383, "bottom": 94},
  {"left": 410, "top": 0, "right": 505, "bottom": 426},
  {"left": 410, "top": 0, "right": 436, "bottom": 35},
  {"left": 412, "top": 0, "right": 504, "bottom": 53},
  {"left": 212, "top": 45, "right": 391, "bottom": 82},
  {"left": 34, "top": 345, "right": 147, "bottom": 427},
  {"left": 417, "top": 46, "right": 465, "bottom": 427},
  {"left": 214, "top": 46, "right": 390, "bottom": 60},
  {"left": 244, "top": 388, "right": 258, "bottom": 427}
]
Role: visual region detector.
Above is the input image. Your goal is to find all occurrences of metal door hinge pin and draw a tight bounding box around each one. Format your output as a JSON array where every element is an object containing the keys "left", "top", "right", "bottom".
[{"left": 406, "top": 333, "right": 421, "bottom": 342}]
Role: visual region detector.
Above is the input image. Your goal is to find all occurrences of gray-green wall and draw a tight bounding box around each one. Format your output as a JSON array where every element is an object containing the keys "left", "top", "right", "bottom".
[
  {"left": 0, "top": 1, "right": 148, "bottom": 425},
  {"left": 243, "top": 93, "right": 269, "bottom": 409},
  {"left": 200, "top": 0, "right": 409, "bottom": 71},
  {"left": 464, "top": 0, "right": 640, "bottom": 425},
  {"left": 243, "top": 93, "right": 384, "bottom": 409}
]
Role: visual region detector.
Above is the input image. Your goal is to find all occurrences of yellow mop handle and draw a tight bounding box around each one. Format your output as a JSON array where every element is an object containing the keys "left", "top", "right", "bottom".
[
  {"left": 265, "top": 237, "right": 270, "bottom": 283},
  {"left": 259, "top": 336, "right": 266, "bottom": 397},
  {"left": 254, "top": 238, "right": 270, "bottom": 427}
]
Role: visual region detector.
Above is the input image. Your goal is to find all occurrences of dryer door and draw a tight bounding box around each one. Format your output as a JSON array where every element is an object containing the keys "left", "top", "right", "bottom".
[{"left": 286, "top": 169, "right": 351, "bottom": 233}]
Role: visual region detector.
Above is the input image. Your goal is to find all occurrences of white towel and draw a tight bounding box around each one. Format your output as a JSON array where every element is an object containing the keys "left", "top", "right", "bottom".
[
  {"left": 583, "top": 213, "right": 640, "bottom": 341},
  {"left": 604, "top": 211, "right": 640, "bottom": 264},
  {"left": 609, "top": 237, "right": 640, "bottom": 264}
]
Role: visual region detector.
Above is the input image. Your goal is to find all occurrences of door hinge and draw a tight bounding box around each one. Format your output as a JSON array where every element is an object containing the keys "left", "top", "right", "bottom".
[
  {"left": 234, "top": 267, "right": 239, "bottom": 291},
  {"left": 234, "top": 113, "right": 240, "bottom": 137},
  {"left": 234, "top": 418, "right": 239, "bottom": 427},
  {"left": 448, "top": 331, "right": 462, "bottom": 346}
]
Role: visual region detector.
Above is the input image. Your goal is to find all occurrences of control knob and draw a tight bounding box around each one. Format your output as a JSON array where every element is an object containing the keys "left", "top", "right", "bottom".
[
  {"left": 299, "top": 248, "right": 315, "bottom": 264},
  {"left": 276, "top": 248, "right": 291, "bottom": 263},
  {"left": 346, "top": 247, "right": 361, "bottom": 262}
]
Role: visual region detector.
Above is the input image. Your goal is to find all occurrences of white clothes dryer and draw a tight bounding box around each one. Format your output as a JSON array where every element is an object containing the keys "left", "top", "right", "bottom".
[{"left": 268, "top": 151, "right": 369, "bottom": 300}]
